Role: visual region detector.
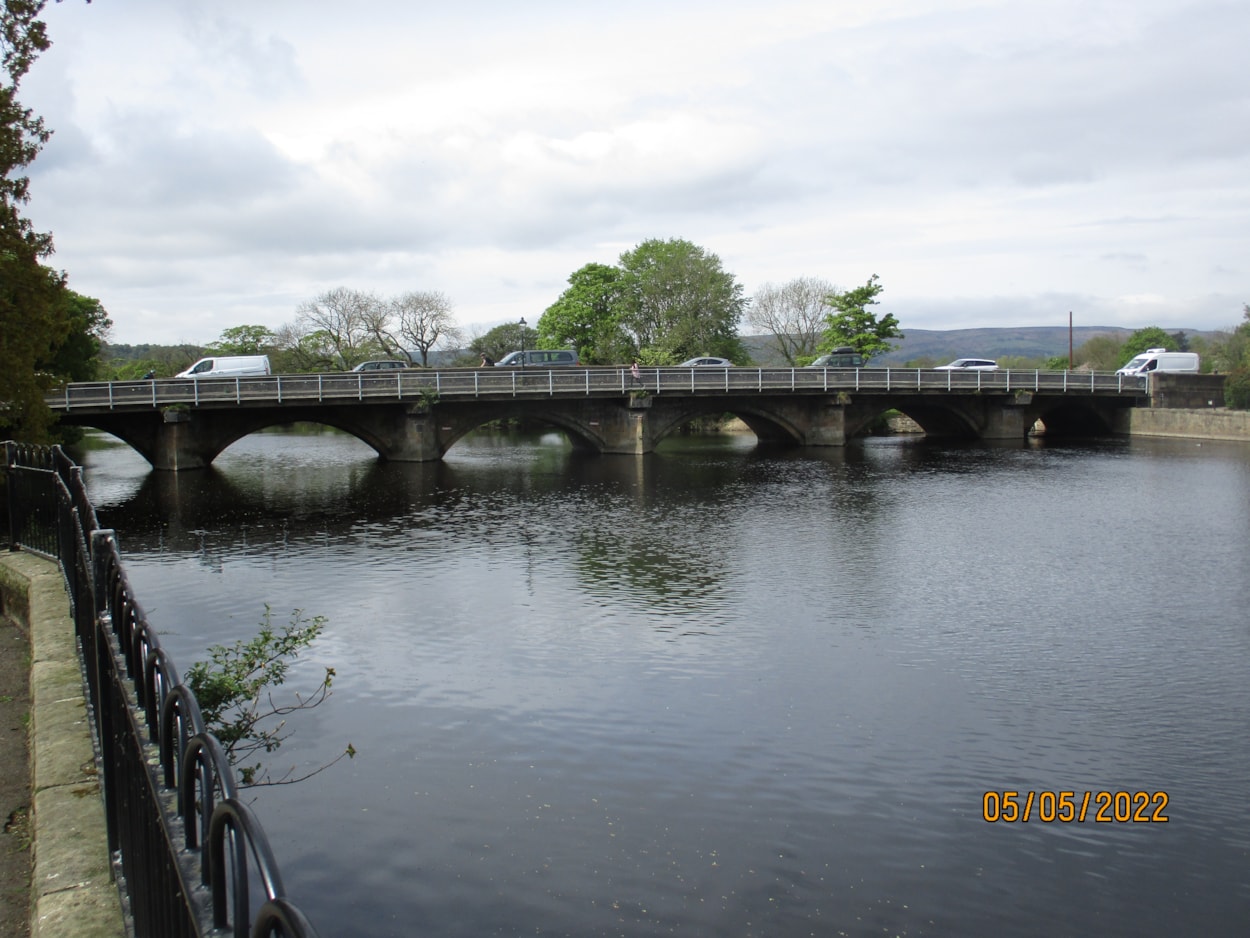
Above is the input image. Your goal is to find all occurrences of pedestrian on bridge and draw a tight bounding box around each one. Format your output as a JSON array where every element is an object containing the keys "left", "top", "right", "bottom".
[{"left": 631, "top": 360, "right": 642, "bottom": 386}]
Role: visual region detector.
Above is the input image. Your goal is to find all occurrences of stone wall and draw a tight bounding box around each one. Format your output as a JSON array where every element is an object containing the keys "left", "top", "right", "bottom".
[
  {"left": 1149, "top": 373, "right": 1226, "bottom": 409},
  {"left": 1129, "top": 407, "right": 1250, "bottom": 442}
]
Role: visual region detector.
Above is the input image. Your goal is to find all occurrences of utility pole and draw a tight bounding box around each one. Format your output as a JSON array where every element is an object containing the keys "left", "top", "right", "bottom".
[{"left": 1069, "top": 311, "right": 1074, "bottom": 371}]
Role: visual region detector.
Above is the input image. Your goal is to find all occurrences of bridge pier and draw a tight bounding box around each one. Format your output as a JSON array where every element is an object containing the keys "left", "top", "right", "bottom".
[
  {"left": 152, "top": 411, "right": 215, "bottom": 470},
  {"left": 598, "top": 397, "right": 660, "bottom": 455},
  {"left": 979, "top": 399, "right": 1030, "bottom": 440}
]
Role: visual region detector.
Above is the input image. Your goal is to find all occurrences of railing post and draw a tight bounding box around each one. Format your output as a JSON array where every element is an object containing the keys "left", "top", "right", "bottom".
[{"left": 5, "top": 441, "right": 17, "bottom": 552}]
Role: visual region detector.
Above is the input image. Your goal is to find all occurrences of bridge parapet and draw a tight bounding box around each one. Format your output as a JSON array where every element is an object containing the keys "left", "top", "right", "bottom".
[{"left": 47, "top": 366, "right": 1149, "bottom": 413}]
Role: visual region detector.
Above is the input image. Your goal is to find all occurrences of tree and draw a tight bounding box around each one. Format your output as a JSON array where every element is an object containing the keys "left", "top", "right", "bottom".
[
  {"left": 1073, "top": 335, "right": 1124, "bottom": 372},
  {"left": 390, "top": 290, "right": 462, "bottom": 366},
  {"left": 615, "top": 238, "right": 747, "bottom": 364},
  {"left": 537, "top": 263, "right": 629, "bottom": 365},
  {"left": 294, "top": 287, "right": 386, "bottom": 368},
  {"left": 747, "top": 277, "right": 834, "bottom": 366},
  {"left": 36, "top": 288, "right": 110, "bottom": 382},
  {"left": 1116, "top": 326, "right": 1175, "bottom": 367},
  {"left": 208, "top": 325, "right": 276, "bottom": 356},
  {"left": 0, "top": 0, "right": 68, "bottom": 441},
  {"left": 1209, "top": 305, "right": 1250, "bottom": 409},
  {"left": 819, "top": 275, "right": 902, "bottom": 362}
]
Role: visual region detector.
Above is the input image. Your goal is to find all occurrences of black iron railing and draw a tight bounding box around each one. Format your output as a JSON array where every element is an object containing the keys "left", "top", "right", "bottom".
[{"left": 4, "top": 441, "right": 322, "bottom": 938}]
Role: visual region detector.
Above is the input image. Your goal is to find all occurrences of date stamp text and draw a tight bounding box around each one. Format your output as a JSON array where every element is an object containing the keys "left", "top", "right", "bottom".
[{"left": 982, "top": 790, "right": 1169, "bottom": 823}]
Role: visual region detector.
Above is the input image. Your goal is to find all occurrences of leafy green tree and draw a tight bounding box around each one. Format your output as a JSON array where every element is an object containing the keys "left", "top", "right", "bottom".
[
  {"left": 39, "top": 289, "right": 111, "bottom": 382},
  {"left": 1210, "top": 305, "right": 1250, "bottom": 409},
  {"left": 1073, "top": 335, "right": 1124, "bottom": 372},
  {"left": 819, "top": 275, "right": 902, "bottom": 362},
  {"left": 747, "top": 277, "right": 833, "bottom": 366},
  {"left": 538, "top": 263, "right": 629, "bottom": 364},
  {"left": 1116, "top": 326, "right": 1175, "bottom": 367},
  {"left": 615, "top": 238, "right": 748, "bottom": 365},
  {"left": 208, "top": 324, "right": 276, "bottom": 356},
  {"left": 1, "top": 0, "right": 68, "bottom": 440}
]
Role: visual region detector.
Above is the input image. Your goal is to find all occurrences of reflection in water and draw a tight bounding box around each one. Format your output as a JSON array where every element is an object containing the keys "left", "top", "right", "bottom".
[{"left": 73, "top": 427, "right": 1250, "bottom": 938}]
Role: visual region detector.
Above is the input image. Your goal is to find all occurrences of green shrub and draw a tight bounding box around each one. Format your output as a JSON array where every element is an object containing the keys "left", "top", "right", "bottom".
[{"left": 1225, "top": 368, "right": 1250, "bottom": 410}]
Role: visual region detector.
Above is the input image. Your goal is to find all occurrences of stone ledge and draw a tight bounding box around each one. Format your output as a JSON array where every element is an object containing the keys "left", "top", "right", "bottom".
[
  {"left": 1129, "top": 407, "right": 1250, "bottom": 442},
  {"left": 0, "top": 551, "right": 126, "bottom": 938}
]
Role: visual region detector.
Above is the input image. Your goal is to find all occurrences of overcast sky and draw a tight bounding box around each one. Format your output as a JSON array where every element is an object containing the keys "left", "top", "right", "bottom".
[{"left": 21, "top": 0, "right": 1250, "bottom": 347}]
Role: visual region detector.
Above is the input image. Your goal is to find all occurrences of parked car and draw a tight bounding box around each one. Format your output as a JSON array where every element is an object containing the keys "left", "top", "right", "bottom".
[
  {"left": 352, "top": 360, "right": 410, "bottom": 372},
  {"left": 677, "top": 357, "right": 733, "bottom": 367},
  {"left": 935, "top": 358, "right": 999, "bottom": 371}
]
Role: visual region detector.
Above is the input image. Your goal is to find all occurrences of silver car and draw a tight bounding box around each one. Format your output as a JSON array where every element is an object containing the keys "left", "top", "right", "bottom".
[
  {"left": 935, "top": 358, "right": 998, "bottom": 371},
  {"left": 677, "top": 357, "right": 732, "bottom": 367}
]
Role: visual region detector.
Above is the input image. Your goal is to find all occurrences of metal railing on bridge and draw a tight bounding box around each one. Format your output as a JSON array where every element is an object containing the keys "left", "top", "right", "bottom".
[
  {"left": 4, "top": 442, "right": 322, "bottom": 938},
  {"left": 47, "top": 366, "right": 1149, "bottom": 412}
]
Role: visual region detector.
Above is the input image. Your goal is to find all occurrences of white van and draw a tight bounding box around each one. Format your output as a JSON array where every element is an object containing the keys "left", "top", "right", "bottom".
[
  {"left": 176, "top": 355, "right": 272, "bottom": 378},
  {"left": 1115, "top": 349, "right": 1199, "bottom": 377}
]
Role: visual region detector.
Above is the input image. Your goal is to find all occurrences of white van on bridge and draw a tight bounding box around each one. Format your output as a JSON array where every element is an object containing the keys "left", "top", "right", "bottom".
[
  {"left": 175, "top": 355, "right": 272, "bottom": 378},
  {"left": 1115, "top": 349, "right": 1200, "bottom": 377}
]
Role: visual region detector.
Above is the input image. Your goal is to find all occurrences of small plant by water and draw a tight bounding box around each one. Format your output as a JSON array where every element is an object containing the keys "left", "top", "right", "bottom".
[{"left": 185, "top": 606, "right": 355, "bottom": 787}]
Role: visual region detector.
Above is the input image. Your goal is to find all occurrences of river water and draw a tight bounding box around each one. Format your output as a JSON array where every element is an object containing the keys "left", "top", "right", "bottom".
[{"left": 73, "top": 428, "right": 1250, "bottom": 937}]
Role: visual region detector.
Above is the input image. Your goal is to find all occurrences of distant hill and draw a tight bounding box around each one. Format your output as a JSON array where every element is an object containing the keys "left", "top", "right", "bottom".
[{"left": 743, "top": 326, "right": 1217, "bottom": 367}]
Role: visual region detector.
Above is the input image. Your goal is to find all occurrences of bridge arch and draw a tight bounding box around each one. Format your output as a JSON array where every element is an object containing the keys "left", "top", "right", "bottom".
[
  {"left": 860, "top": 400, "right": 984, "bottom": 441},
  {"left": 1027, "top": 400, "right": 1119, "bottom": 438},
  {"left": 430, "top": 401, "right": 607, "bottom": 455},
  {"left": 646, "top": 399, "right": 807, "bottom": 447}
]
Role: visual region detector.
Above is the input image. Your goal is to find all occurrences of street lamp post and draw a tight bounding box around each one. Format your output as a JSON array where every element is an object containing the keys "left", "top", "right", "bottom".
[{"left": 519, "top": 317, "right": 527, "bottom": 367}]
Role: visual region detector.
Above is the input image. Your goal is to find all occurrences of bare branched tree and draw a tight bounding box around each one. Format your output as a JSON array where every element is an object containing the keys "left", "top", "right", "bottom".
[
  {"left": 361, "top": 301, "right": 404, "bottom": 361},
  {"left": 295, "top": 287, "right": 384, "bottom": 368},
  {"left": 747, "top": 277, "right": 836, "bottom": 365},
  {"left": 391, "top": 290, "right": 462, "bottom": 366}
]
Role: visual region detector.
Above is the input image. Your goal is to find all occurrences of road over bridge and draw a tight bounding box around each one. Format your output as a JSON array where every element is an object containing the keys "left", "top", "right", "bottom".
[{"left": 47, "top": 366, "right": 1149, "bottom": 470}]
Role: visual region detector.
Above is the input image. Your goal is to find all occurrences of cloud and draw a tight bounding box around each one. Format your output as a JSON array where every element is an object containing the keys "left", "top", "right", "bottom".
[{"left": 19, "top": 0, "right": 1250, "bottom": 346}]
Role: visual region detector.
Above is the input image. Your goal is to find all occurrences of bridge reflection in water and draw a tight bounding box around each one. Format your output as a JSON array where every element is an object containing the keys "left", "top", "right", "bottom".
[{"left": 48, "top": 366, "right": 1148, "bottom": 470}]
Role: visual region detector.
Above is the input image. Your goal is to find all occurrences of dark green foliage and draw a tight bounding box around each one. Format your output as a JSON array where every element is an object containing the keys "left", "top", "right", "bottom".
[
  {"left": 39, "top": 289, "right": 111, "bottom": 382},
  {"left": 207, "top": 324, "right": 276, "bottom": 356},
  {"left": 1225, "top": 368, "right": 1250, "bottom": 409},
  {"left": 538, "top": 263, "right": 629, "bottom": 364},
  {"left": 819, "top": 275, "right": 903, "bottom": 363},
  {"left": 1, "top": 0, "right": 61, "bottom": 440},
  {"left": 539, "top": 239, "right": 748, "bottom": 365},
  {"left": 616, "top": 239, "right": 747, "bottom": 364}
]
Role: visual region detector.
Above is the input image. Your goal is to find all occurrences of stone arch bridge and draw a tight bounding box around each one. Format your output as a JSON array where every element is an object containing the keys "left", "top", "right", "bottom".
[{"left": 47, "top": 366, "right": 1148, "bottom": 470}]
